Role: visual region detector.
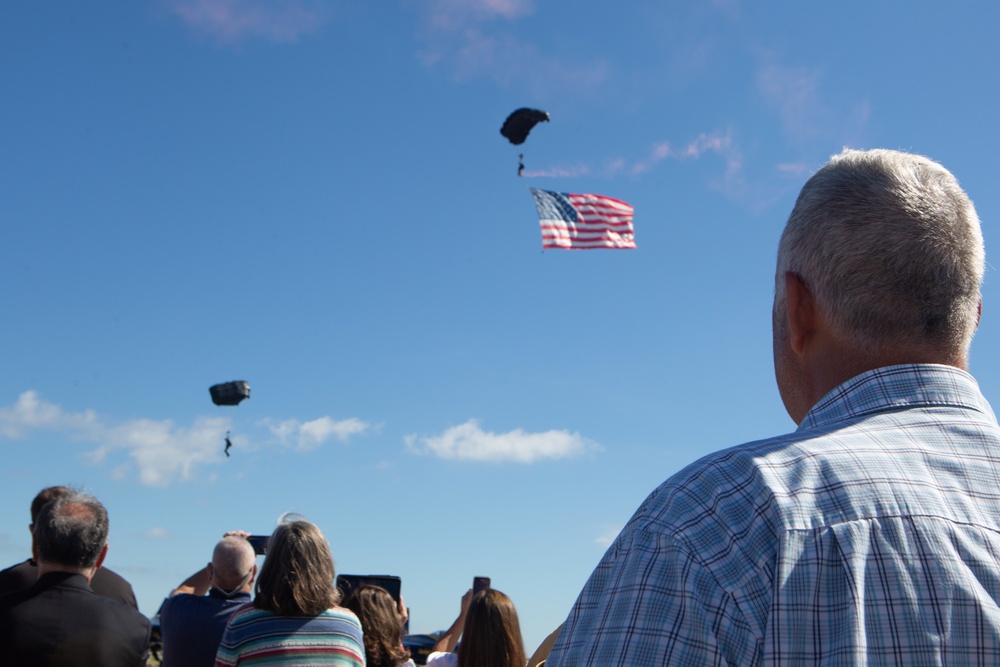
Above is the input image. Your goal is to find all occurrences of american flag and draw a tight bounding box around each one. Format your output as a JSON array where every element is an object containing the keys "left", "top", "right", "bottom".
[{"left": 530, "top": 188, "right": 636, "bottom": 250}]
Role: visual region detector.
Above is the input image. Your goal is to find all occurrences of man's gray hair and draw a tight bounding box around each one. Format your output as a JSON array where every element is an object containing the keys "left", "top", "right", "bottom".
[
  {"left": 212, "top": 536, "right": 256, "bottom": 590},
  {"left": 33, "top": 493, "right": 109, "bottom": 569},
  {"left": 777, "top": 148, "right": 984, "bottom": 355}
]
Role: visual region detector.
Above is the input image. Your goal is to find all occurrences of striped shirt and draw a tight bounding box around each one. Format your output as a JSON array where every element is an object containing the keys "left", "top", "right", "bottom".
[
  {"left": 215, "top": 603, "right": 365, "bottom": 666},
  {"left": 548, "top": 364, "right": 1000, "bottom": 666}
]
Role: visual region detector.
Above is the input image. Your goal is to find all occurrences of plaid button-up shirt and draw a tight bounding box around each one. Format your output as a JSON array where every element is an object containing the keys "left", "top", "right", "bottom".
[{"left": 548, "top": 365, "right": 1000, "bottom": 666}]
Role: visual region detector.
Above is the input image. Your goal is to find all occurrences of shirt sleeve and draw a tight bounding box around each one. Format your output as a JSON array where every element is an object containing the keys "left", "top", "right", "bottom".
[
  {"left": 546, "top": 525, "right": 757, "bottom": 667},
  {"left": 426, "top": 652, "right": 458, "bottom": 667}
]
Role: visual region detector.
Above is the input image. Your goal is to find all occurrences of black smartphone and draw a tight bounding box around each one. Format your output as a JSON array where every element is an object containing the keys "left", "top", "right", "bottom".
[
  {"left": 246, "top": 535, "right": 270, "bottom": 556},
  {"left": 473, "top": 576, "right": 490, "bottom": 594}
]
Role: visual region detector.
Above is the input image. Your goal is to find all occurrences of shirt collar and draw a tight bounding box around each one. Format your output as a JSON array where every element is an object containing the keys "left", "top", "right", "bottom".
[
  {"left": 799, "top": 363, "right": 996, "bottom": 431},
  {"left": 209, "top": 586, "right": 252, "bottom": 600}
]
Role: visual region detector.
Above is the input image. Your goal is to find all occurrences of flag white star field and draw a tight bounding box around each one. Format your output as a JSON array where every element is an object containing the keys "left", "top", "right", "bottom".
[{"left": 530, "top": 188, "right": 636, "bottom": 250}]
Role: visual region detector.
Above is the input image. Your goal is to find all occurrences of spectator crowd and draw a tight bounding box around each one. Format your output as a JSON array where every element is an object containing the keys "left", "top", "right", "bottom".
[{"left": 5, "top": 148, "right": 1000, "bottom": 666}]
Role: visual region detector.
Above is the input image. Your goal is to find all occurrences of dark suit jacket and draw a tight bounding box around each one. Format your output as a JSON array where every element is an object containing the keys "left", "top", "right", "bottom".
[
  {"left": 0, "top": 571, "right": 150, "bottom": 667},
  {"left": 0, "top": 558, "right": 138, "bottom": 608}
]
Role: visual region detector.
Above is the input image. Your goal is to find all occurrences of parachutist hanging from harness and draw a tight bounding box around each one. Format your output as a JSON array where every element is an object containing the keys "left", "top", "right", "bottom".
[
  {"left": 501, "top": 108, "right": 549, "bottom": 178},
  {"left": 209, "top": 381, "right": 249, "bottom": 459}
]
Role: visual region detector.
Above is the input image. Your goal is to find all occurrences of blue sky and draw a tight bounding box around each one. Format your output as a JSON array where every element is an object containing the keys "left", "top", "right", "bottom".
[{"left": 3, "top": 0, "right": 1000, "bottom": 653}]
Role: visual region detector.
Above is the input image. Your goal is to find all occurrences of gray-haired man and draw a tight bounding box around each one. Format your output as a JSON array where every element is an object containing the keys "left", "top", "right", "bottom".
[
  {"left": 549, "top": 149, "right": 1000, "bottom": 666},
  {"left": 0, "top": 493, "right": 150, "bottom": 666}
]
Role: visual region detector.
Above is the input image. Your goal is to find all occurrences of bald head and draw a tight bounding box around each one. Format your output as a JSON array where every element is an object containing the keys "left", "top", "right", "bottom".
[{"left": 211, "top": 536, "right": 256, "bottom": 592}]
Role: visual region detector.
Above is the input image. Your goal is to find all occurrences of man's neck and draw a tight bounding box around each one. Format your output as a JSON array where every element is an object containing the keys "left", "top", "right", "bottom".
[{"left": 36, "top": 561, "right": 96, "bottom": 583}]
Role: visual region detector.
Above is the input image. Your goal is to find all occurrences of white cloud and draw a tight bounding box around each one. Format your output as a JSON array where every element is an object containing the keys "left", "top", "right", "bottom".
[
  {"left": 413, "top": 2, "right": 608, "bottom": 97},
  {"left": 102, "top": 416, "right": 232, "bottom": 487},
  {"left": 0, "top": 390, "right": 99, "bottom": 438},
  {"left": 405, "top": 419, "right": 598, "bottom": 463},
  {"left": 632, "top": 130, "right": 737, "bottom": 174},
  {"left": 266, "top": 416, "right": 372, "bottom": 450},
  {"left": 624, "top": 130, "right": 746, "bottom": 197},
  {"left": 423, "top": 0, "right": 534, "bottom": 30},
  {"left": 165, "top": 0, "right": 325, "bottom": 44},
  {"left": 0, "top": 391, "right": 370, "bottom": 487},
  {"left": 145, "top": 527, "right": 171, "bottom": 540},
  {"left": 594, "top": 525, "right": 623, "bottom": 547}
]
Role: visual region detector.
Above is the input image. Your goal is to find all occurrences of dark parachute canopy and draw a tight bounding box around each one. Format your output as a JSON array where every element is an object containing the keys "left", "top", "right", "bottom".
[
  {"left": 209, "top": 381, "right": 251, "bottom": 406},
  {"left": 500, "top": 108, "right": 550, "bottom": 145}
]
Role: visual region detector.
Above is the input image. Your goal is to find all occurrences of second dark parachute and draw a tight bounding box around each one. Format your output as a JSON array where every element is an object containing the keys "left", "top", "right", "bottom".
[{"left": 500, "top": 108, "right": 550, "bottom": 145}]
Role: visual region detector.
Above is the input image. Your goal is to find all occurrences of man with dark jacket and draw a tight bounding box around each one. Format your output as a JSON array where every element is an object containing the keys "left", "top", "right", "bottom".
[
  {"left": 0, "top": 485, "right": 138, "bottom": 608},
  {"left": 0, "top": 492, "right": 150, "bottom": 666}
]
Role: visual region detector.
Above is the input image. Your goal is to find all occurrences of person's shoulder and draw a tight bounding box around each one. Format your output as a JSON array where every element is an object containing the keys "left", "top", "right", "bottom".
[
  {"left": 88, "top": 587, "right": 151, "bottom": 625},
  {"left": 425, "top": 651, "right": 458, "bottom": 667},
  {"left": 0, "top": 585, "right": 32, "bottom": 612},
  {"left": 225, "top": 601, "right": 263, "bottom": 623},
  {"left": 323, "top": 606, "right": 364, "bottom": 629},
  {"left": 159, "top": 591, "right": 196, "bottom": 614},
  {"left": 326, "top": 605, "right": 360, "bottom": 620},
  {"left": 91, "top": 566, "right": 138, "bottom": 608},
  {"left": 625, "top": 432, "right": 805, "bottom": 543},
  {"left": 86, "top": 592, "right": 152, "bottom": 654},
  {"left": 0, "top": 559, "right": 34, "bottom": 594},
  {"left": 164, "top": 591, "right": 248, "bottom": 615}
]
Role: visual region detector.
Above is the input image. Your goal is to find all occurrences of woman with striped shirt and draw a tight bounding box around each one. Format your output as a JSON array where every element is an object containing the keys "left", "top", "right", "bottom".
[{"left": 216, "top": 520, "right": 365, "bottom": 666}]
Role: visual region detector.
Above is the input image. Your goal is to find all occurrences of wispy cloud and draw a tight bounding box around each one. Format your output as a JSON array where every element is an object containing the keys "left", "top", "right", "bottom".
[
  {"left": 413, "top": 2, "right": 608, "bottom": 97},
  {"left": 424, "top": 0, "right": 535, "bottom": 29},
  {"left": 521, "top": 164, "right": 591, "bottom": 179},
  {"left": 0, "top": 391, "right": 370, "bottom": 487},
  {"left": 405, "top": 419, "right": 599, "bottom": 463},
  {"left": 632, "top": 130, "right": 737, "bottom": 174},
  {"left": 265, "top": 416, "right": 372, "bottom": 451},
  {"left": 145, "top": 527, "right": 171, "bottom": 540},
  {"left": 522, "top": 131, "right": 744, "bottom": 195},
  {"left": 618, "top": 130, "right": 746, "bottom": 196},
  {"left": 777, "top": 162, "right": 810, "bottom": 178},
  {"left": 755, "top": 62, "right": 826, "bottom": 140},
  {"left": 165, "top": 0, "right": 325, "bottom": 44},
  {"left": 594, "top": 525, "right": 623, "bottom": 547}
]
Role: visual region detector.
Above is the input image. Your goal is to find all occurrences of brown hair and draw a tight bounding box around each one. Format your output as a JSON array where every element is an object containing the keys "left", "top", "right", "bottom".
[
  {"left": 254, "top": 520, "right": 339, "bottom": 616},
  {"left": 457, "top": 589, "right": 526, "bottom": 667},
  {"left": 343, "top": 585, "right": 411, "bottom": 667},
  {"left": 31, "top": 486, "right": 75, "bottom": 524}
]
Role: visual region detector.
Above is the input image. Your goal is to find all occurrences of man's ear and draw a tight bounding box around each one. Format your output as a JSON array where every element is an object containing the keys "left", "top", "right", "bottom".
[
  {"left": 784, "top": 271, "right": 817, "bottom": 356},
  {"left": 94, "top": 543, "right": 109, "bottom": 571}
]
